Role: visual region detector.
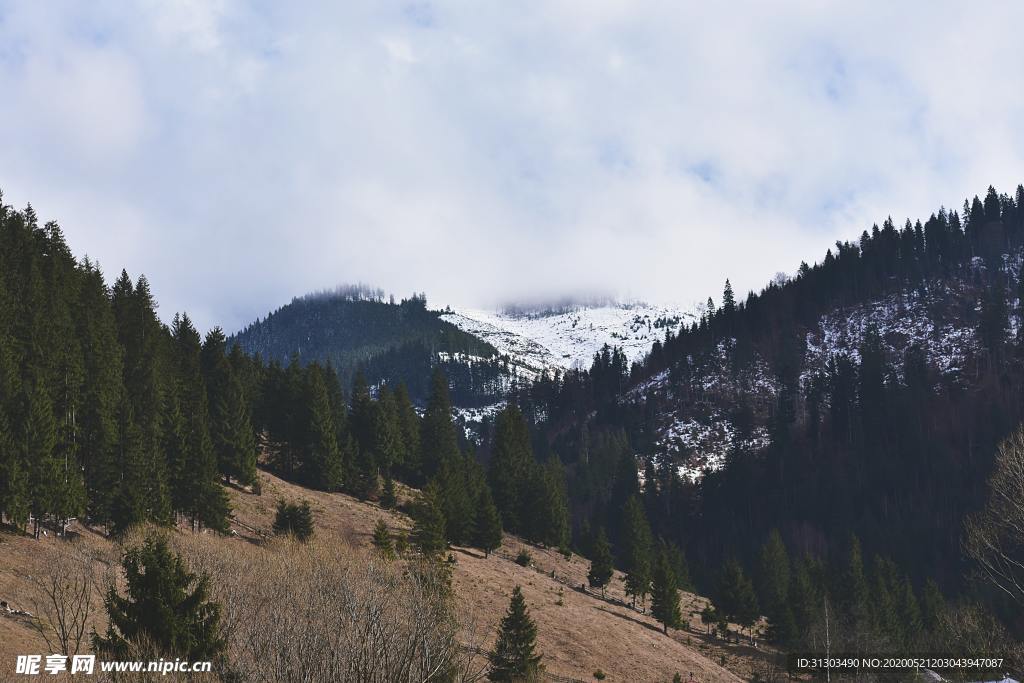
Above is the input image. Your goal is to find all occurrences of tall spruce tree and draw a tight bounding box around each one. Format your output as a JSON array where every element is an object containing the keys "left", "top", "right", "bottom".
[
  {"left": 839, "top": 535, "right": 870, "bottom": 631},
  {"left": 413, "top": 481, "right": 448, "bottom": 558},
  {"left": 666, "top": 541, "right": 691, "bottom": 592},
  {"left": 488, "top": 586, "right": 542, "bottom": 682},
  {"left": 171, "top": 314, "right": 228, "bottom": 532},
  {"left": 76, "top": 262, "right": 123, "bottom": 522},
  {"left": 717, "top": 557, "right": 759, "bottom": 639},
  {"left": 113, "top": 274, "right": 171, "bottom": 525},
  {"left": 650, "top": 542, "right": 682, "bottom": 634},
  {"left": 722, "top": 279, "right": 736, "bottom": 315},
  {"left": 488, "top": 405, "right": 533, "bottom": 532},
  {"left": 588, "top": 527, "right": 614, "bottom": 597},
  {"left": 372, "top": 385, "right": 403, "bottom": 477},
  {"left": 94, "top": 534, "right": 224, "bottom": 659},
  {"left": 420, "top": 368, "right": 459, "bottom": 479},
  {"left": 474, "top": 484, "right": 503, "bottom": 557},
  {"left": 202, "top": 328, "right": 255, "bottom": 486},
  {"left": 622, "top": 496, "right": 653, "bottom": 608},
  {"left": 0, "top": 410, "right": 30, "bottom": 529},
  {"left": 393, "top": 383, "right": 422, "bottom": 483},
  {"left": 217, "top": 372, "right": 257, "bottom": 486},
  {"left": 301, "top": 365, "right": 342, "bottom": 491},
  {"left": 23, "top": 381, "right": 60, "bottom": 538},
  {"left": 757, "top": 529, "right": 790, "bottom": 636}
]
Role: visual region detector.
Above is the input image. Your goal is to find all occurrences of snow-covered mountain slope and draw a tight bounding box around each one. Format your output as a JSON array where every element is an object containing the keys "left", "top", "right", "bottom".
[
  {"left": 441, "top": 303, "right": 694, "bottom": 378},
  {"left": 636, "top": 268, "right": 1015, "bottom": 481}
]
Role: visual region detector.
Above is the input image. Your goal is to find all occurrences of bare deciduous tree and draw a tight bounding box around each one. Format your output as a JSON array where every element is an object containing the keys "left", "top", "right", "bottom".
[
  {"left": 964, "top": 427, "right": 1024, "bottom": 606},
  {"left": 170, "top": 534, "right": 487, "bottom": 683},
  {"left": 28, "top": 545, "right": 97, "bottom": 658}
]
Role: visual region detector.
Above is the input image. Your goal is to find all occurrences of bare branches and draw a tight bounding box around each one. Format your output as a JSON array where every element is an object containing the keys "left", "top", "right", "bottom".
[
  {"left": 170, "top": 534, "right": 485, "bottom": 683},
  {"left": 27, "top": 545, "right": 97, "bottom": 658},
  {"left": 964, "top": 427, "right": 1024, "bottom": 606}
]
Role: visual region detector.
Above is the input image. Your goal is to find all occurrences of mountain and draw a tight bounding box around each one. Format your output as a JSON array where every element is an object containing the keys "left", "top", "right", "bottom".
[
  {"left": 229, "top": 288, "right": 512, "bottom": 405},
  {"left": 4, "top": 187, "right": 1021, "bottom": 668},
  {"left": 442, "top": 300, "right": 693, "bottom": 378},
  {"left": 232, "top": 290, "right": 693, "bottom": 407},
  {"left": 523, "top": 185, "right": 1024, "bottom": 615}
]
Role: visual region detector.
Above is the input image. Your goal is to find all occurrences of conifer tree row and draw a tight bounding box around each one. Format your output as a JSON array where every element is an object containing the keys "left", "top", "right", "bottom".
[{"left": 0, "top": 200, "right": 237, "bottom": 534}]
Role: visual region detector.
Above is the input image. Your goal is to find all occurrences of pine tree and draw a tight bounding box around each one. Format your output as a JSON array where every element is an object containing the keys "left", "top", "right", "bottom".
[
  {"left": 204, "top": 328, "right": 256, "bottom": 487},
  {"left": 76, "top": 263, "right": 123, "bottom": 523},
  {"left": 700, "top": 605, "right": 716, "bottom": 635},
  {"left": 161, "top": 396, "right": 190, "bottom": 522},
  {"left": 110, "top": 399, "right": 149, "bottom": 536},
  {"left": 839, "top": 535, "right": 870, "bottom": 630},
  {"left": 587, "top": 527, "right": 614, "bottom": 597},
  {"left": 474, "top": 485, "right": 503, "bottom": 557},
  {"left": 919, "top": 579, "right": 947, "bottom": 635},
  {"left": 0, "top": 411, "right": 29, "bottom": 529},
  {"left": 489, "top": 405, "right": 533, "bottom": 533},
  {"left": 870, "top": 555, "right": 901, "bottom": 643},
  {"left": 437, "top": 452, "right": 482, "bottom": 545},
  {"left": 757, "top": 529, "right": 790, "bottom": 636},
  {"left": 420, "top": 368, "right": 459, "bottom": 479},
  {"left": 717, "top": 557, "right": 759, "bottom": 640},
  {"left": 622, "top": 496, "right": 653, "bottom": 609},
  {"left": 272, "top": 499, "right": 314, "bottom": 542},
  {"left": 23, "top": 381, "right": 59, "bottom": 538},
  {"left": 372, "top": 518, "right": 394, "bottom": 558},
  {"left": 650, "top": 543, "right": 682, "bottom": 634},
  {"left": 114, "top": 274, "right": 171, "bottom": 525},
  {"left": 788, "top": 556, "right": 819, "bottom": 637},
  {"left": 372, "top": 384, "right": 403, "bottom": 476},
  {"left": 217, "top": 372, "right": 257, "bottom": 487},
  {"left": 412, "top": 482, "right": 447, "bottom": 558},
  {"left": 519, "top": 460, "right": 564, "bottom": 547},
  {"left": 488, "top": 586, "right": 542, "bottom": 682},
  {"left": 348, "top": 371, "right": 375, "bottom": 453},
  {"left": 301, "top": 365, "right": 342, "bottom": 491},
  {"left": 94, "top": 534, "right": 224, "bottom": 659},
  {"left": 393, "top": 383, "right": 422, "bottom": 483},
  {"left": 171, "top": 313, "right": 229, "bottom": 532},
  {"left": 722, "top": 279, "right": 736, "bottom": 315},
  {"left": 380, "top": 475, "right": 398, "bottom": 509},
  {"left": 897, "top": 576, "right": 922, "bottom": 647},
  {"left": 666, "top": 541, "right": 691, "bottom": 591}
]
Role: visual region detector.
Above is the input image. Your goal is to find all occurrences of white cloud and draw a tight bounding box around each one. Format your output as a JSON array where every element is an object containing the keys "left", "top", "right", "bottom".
[{"left": 1, "top": 1, "right": 1023, "bottom": 333}]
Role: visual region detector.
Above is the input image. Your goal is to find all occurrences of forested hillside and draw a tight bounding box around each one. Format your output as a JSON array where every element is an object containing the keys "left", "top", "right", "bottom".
[
  {"left": 0, "top": 197, "right": 242, "bottom": 536},
  {"left": 507, "top": 184, "right": 1024, "bottom": 650},
  {"left": 231, "top": 289, "right": 512, "bottom": 405},
  {"left": 2, "top": 188, "right": 1021, "bottom": 675},
  {"left": 0, "top": 193, "right": 570, "bottom": 560}
]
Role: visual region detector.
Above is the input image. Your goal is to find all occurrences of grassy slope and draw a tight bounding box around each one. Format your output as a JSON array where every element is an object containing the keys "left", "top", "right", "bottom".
[{"left": 1, "top": 471, "right": 770, "bottom": 682}]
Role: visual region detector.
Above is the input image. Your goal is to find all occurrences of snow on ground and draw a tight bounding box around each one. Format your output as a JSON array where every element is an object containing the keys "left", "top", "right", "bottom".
[
  {"left": 802, "top": 284, "right": 980, "bottom": 386},
  {"left": 442, "top": 303, "right": 694, "bottom": 378},
  {"left": 656, "top": 414, "right": 771, "bottom": 482},
  {"left": 453, "top": 401, "right": 506, "bottom": 442}
]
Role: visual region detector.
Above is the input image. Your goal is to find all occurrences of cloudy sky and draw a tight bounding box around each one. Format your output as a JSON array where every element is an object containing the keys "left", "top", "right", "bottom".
[{"left": 2, "top": 2, "right": 1023, "bottom": 333}]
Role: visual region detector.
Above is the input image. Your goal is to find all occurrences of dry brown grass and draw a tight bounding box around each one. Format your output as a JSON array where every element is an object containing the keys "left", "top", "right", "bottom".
[{"left": 1, "top": 470, "right": 771, "bottom": 682}]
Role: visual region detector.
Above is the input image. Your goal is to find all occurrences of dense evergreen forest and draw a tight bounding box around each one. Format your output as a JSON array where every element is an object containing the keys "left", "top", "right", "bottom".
[
  {"left": 0, "top": 192, "right": 568, "bottom": 560},
  {"left": 230, "top": 289, "right": 513, "bottom": 405},
  {"left": 508, "top": 184, "right": 1024, "bottom": 647},
  {"left": 2, "top": 186, "right": 1022, "bottom": 660}
]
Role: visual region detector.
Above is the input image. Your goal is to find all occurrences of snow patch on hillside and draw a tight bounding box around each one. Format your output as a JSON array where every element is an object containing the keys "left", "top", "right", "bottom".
[
  {"left": 442, "top": 303, "right": 694, "bottom": 378},
  {"left": 453, "top": 401, "right": 506, "bottom": 442},
  {"left": 656, "top": 414, "right": 771, "bottom": 482},
  {"left": 802, "top": 285, "right": 980, "bottom": 385},
  {"left": 635, "top": 281, "right": 999, "bottom": 482}
]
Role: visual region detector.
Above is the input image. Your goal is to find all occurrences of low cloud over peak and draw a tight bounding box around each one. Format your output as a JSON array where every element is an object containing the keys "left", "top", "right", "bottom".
[{"left": 1, "top": 1, "right": 1023, "bottom": 332}]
